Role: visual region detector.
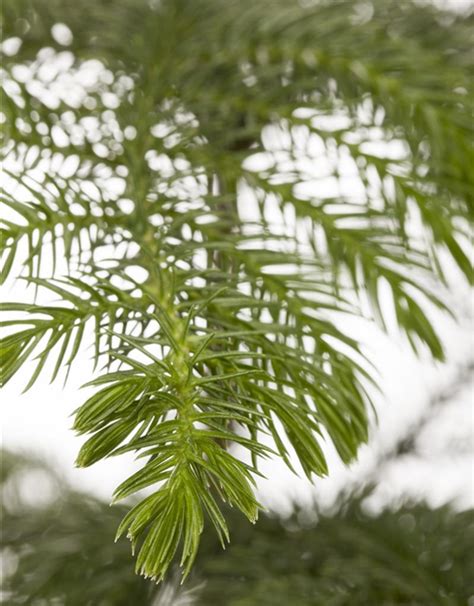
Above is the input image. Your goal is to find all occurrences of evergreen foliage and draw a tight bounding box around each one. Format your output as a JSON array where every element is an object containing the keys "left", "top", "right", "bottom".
[
  {"left": 1, "top": 0, "right": 472, "bottom": 581},
  {"left": 2, "top": 450, "right": 473, "bottom": 605}
]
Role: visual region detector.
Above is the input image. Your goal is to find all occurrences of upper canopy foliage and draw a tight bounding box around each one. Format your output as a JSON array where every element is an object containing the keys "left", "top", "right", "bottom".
[{"left": 1, "top": 0, "right": 472, "bottom": 582}]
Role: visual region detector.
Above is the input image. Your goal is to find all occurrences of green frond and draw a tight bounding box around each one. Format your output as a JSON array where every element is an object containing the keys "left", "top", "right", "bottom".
[{"left": 1, "top": 0, "right": 472, "bottom": 583}]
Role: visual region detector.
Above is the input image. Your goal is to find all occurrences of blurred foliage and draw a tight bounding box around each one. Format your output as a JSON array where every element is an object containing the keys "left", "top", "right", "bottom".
[
  {"left": 0, "top": 451, "right": 155, "bottom": 606},
  {"left": 1, "top": 449, "right": 473, "bottom": 605},
  {"left": 197, "top": 501, "right": 474, "bottom": 606},
  {"left": 1, "top": 0, "right": 473, "bottom": 581}
]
